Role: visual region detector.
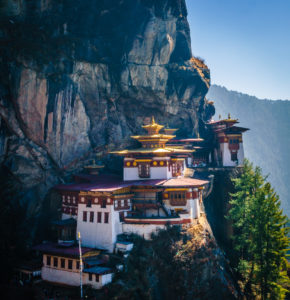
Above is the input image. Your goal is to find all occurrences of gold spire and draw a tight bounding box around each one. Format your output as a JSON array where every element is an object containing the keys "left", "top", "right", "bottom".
[
  {"left": 228, "top": 113, "right": 231, "bottom": 119},
  {"left": 142, "top": 116, "right": 164, "bottom": 135}
]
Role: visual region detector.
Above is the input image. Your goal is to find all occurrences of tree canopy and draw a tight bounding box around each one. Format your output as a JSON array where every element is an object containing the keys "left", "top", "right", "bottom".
[{"left": 228, "top": 159, "right": 289, "bottom": 299}]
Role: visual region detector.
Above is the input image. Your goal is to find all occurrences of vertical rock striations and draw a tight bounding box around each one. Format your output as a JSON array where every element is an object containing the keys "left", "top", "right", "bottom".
[{"left": 0, "top": 0, "right": 213, "bottom": 237}]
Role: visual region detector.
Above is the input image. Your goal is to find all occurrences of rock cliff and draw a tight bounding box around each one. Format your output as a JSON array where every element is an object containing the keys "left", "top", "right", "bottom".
[{"left": 0, "top": 1, "right": 213, "bottom": 228}]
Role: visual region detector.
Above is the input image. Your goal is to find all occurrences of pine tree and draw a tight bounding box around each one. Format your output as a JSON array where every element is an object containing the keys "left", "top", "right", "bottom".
[{"left": 228, "top": 159, "right": 289, "bottom": 299}]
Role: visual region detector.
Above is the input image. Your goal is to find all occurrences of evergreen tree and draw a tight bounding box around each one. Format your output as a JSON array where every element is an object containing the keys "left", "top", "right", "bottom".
[{"left": 228, "top": 159, "right": 289, "bottom": 299}]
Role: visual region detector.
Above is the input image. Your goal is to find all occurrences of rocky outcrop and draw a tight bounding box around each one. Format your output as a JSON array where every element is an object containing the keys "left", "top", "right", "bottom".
[
  {"left": 0, "top": 0, "right": 213, "bottom": 238},
  {"left": 97, "top": 216, "right": 239, "bottom": 300}
]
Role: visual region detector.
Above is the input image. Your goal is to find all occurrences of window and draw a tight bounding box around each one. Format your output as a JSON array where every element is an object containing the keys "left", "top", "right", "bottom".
[
  {"left": 68, "top": 260, "right": 73, "bottom": 270},
  {"left": 83, "top": 211, "right": 87, "bottom": 222},
  {"left": 61, "top": 258, "right": 65, "bottom": 268},
  {"left": 90, "top": 211, "right": 94, "bottom": 222},
  {"left": 53, "top": 257, "right": 58, "bottom": 268},
  {"left": 119, "top": 211, "right": 125, "bottom": 222},
  {"left": 87, "top": 199, "right": 92, "bottom": 208},
  {"left": 101, "top": 198, "right": 106, "bottom": 208},
  {"left": 169, "top": 192, "right": 186, "bottom": 206},
  {"left": 105, "top": 212, "right": 109, "bottom": 223},
  {"left": 89, "top": 273, "right": 93, "bottom": 281},
  {"left": 46, "top": 255, "right": 51, "bottom": 266},
  {"left": 97, "top": 212, "right": 102, "bottom": 223},
  {"left": 231, "top": 152, "right": 238, "bottom": 161},
  {"left": 138, "top": 164, "right": 150, "bottom": 178},
  {"left": 95, "top": 274, "right": 99, "bottom": 282},
  {"left": 76, "top": 261, "right": 80, "bottom": 270}
]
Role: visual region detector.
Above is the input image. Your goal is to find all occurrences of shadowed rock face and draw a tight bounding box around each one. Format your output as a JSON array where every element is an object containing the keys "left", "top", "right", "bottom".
[{"left": 0, "top": 0, "right": 213, "bottom": 236}]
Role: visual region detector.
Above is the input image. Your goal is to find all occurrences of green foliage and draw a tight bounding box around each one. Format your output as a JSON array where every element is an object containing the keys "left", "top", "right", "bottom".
[{"left": 228, "top": 159, "right": 290, "bottom": 299}]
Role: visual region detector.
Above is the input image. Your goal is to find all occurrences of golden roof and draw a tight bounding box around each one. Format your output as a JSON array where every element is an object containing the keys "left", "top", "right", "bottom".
[
  {"left": 142, "top": 116, "right": 164, "bottom": 135},
  {"left": 110, "top": 147, "right": 194, "bottom": 155},
  {"left": 131, "top": 134, "right": 175, "bottom": 141}
]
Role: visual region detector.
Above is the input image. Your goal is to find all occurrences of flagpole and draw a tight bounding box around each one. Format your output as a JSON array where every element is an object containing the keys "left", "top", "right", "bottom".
[{"left": 78, "top": 232, "right": 83, "bottom": 299}]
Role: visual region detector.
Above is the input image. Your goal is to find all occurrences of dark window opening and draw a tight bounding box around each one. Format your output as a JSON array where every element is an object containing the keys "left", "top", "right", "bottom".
[
  {"left": 98, "top": 212, "right": 102, "bottom": 223},
  {"left": 89, "top": 273, "right": 93, "bottom": 281},
  {"left": 95, "top": 274, "right": 99, "bottom": 282},
  {"left": 231, "top": 152, "right": 238, "bottom": 161},
  {"left": 83, "top": 211, "right": 87, "bottom": 222},
  {"left": 47, "top": 256, "right": 51, "bottom": 266},
  {"left": 53, "top": 257, "right": 58, "bottom": 268},
  {"left": 90, "top": 211, "right": 94, "bottom": 222},
  {"left": 61, "top": 258, "right": 65, "bottom": 268},
  {"left": 76, "top": 261, "right": 80, "bottom": 270},
  {"left": 68, "top": 259, "right": 73, "bottom": 270},
  {"left": 87, "top": 199, "right": 92, "bottom": 208},
  {"left": 101, "top": 199, "right": 106, "bottom": 208},
  {"left": 105, "top": 212, "right": 109, "bottom": 223},
  {"left": 119, "top": 211, "right": 125, "bottom": 222}
]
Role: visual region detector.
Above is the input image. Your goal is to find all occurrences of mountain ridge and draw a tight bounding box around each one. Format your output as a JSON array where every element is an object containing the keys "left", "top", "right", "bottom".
[{"left": 207, "top": 84, "right": 290, "bottom": 216}]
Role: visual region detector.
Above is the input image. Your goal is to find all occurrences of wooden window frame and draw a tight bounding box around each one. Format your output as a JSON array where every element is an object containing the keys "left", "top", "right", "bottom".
[
  {"left": 101, "top": 199, "right": 106, "bottom": 208},
  {"left": 68, "top": 259, "right": 73, "bottom": 270},
  {"left": 138, "top": 163, "right": 150, "bottom": 178},
  {"left": 46, "top": 255, "right": 51, "bottom": 266},
  {"left": 104, "top": 212, "right": 109, "bottom": 223},
  {"left": 83, "top": 211, "right": 87, "bottom": 222},
  {"left": 90, "top": 211, "right": 94, "bottom": 223},
  {"left": 97, "top": 212, "right": 102, "bottom": 223},
  {"left": 61, "top": 258, "right": 65, "bottom": 269},
  {"left": 53, "top": 257, "right": 58, "bottom": 268}
]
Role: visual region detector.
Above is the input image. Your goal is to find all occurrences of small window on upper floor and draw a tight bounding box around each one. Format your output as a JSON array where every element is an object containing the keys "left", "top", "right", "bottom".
[
  {"left": 68, "top": 259, "right": 73, "bottom": 270},
  {"left": 138, "top": 164, "right": 150, "bottom": 178},
  {"left": 83, "top": 211, "right": 87, "bottom": 222},
  {"left": 90, "top": 211, "right": 94, "bottom": 222},
  {"left": 61, "top": 258, "right": 65, "bottom": 269},
  {"left": 105, "top": 212, "right": 109, "bottom": 224},
  {"left": 87, "top": 199, "right": 92, "bottom": 208},
  {"left": 46, "top": 255, "right": 51, "bottom": 266},
  {"left": 53, "top": 257, "right": 58, "bottom": 268},
  {"left": 101, "top": 199, "right": 106, "bottom": 208}
]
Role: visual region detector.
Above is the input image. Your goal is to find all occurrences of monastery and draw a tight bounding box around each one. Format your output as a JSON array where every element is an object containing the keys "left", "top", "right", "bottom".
[{"left": 34, "top": 116, "right": 248, "bottom": 289}]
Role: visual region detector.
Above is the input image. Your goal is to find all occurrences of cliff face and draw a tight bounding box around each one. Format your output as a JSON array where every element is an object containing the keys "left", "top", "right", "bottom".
[{"left": 0, "top": 0, "right": 212, "bottom": 221}]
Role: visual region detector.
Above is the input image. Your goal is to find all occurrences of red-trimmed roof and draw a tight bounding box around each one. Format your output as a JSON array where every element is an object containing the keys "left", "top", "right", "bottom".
[
  {"left": 171, "top": 138, "right": 204, "bottom": 143},
  {"left": 160, "top": 177, "right": 208, "bottom": 187},
  {"left": 55, "top": 174, "right": 208, "bottom": 192},
  {"left": 33, "top": 242, "right": 97, "bottom": 257}
]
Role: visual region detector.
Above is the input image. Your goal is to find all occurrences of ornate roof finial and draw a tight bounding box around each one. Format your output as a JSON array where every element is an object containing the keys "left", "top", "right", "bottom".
[
  {"left": 219, "top": 114, "right": 221, "bottom": 119},
  {"left": 152, "top": 116, "right": 155, "bottom": 125},
  {"left": 228, "top": 113, "right": 231, "bottom": 119}
]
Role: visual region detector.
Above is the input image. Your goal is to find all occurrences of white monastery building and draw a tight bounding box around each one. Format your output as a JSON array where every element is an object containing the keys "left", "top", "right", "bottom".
[{"left": 34, "top": 116, "right": 248, "bottom": 289}]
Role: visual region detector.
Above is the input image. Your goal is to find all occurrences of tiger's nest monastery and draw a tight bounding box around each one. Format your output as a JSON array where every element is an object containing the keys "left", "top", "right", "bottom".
[{"left": 34, "top": 116, "right": 248, "bottom": 289}]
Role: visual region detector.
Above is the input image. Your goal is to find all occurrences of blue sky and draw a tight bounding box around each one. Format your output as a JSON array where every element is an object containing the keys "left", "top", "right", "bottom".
[{"left": 186, "top": 0, "right": 290, "bottom": 100}]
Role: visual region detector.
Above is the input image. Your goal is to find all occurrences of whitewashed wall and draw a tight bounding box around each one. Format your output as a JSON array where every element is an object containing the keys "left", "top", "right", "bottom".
[{"left": 123, "top": 223, "right": 166, "bottom": 239}]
